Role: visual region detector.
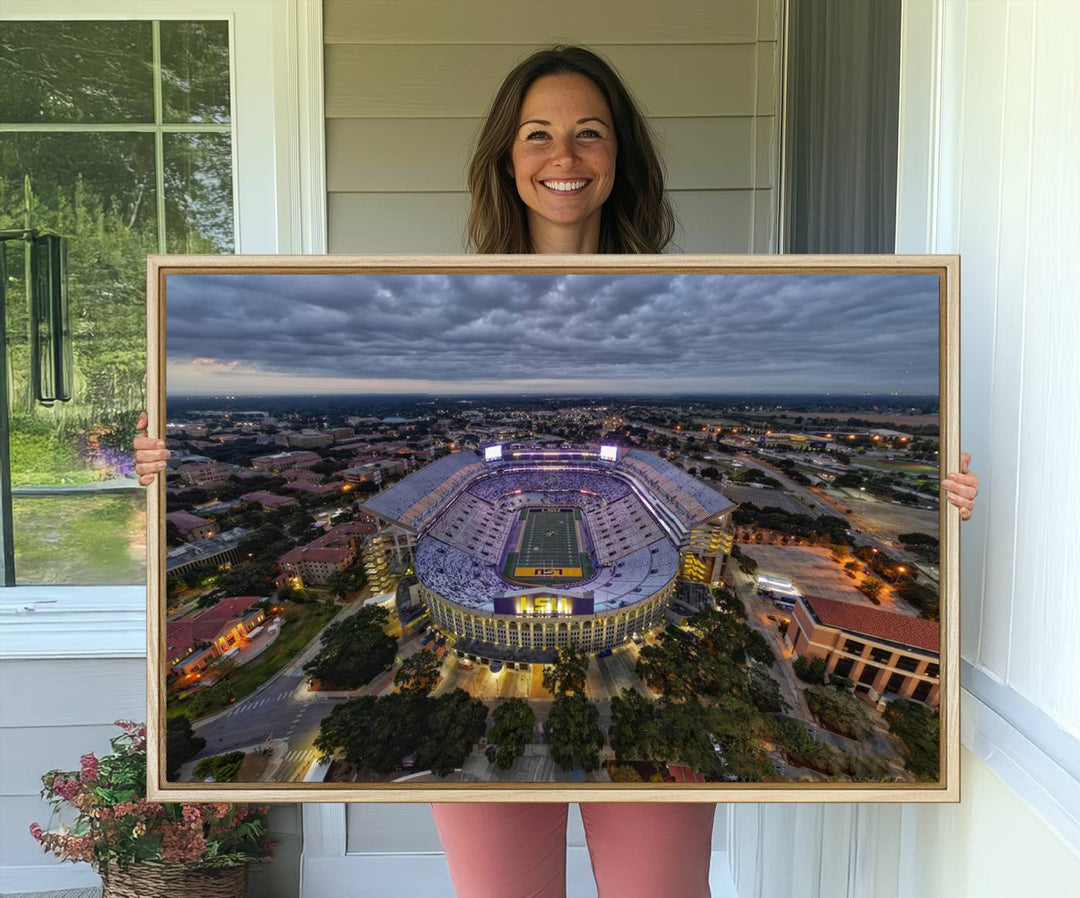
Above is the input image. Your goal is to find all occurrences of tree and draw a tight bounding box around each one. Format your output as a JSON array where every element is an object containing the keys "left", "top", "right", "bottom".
[
  {"left": 898, "top": 532, "right": 939, "bottom": 547},
  {"left": 419, "top": 689, "right": 489, "bottom": 777},
  {"left": 608, "top": 687, "right": 662, "bottom": 763},
  {"left": 326, "top": 560, "right": 367, "bottom": 600},
  {"left": 711, "top": 585, "right": 746, "bottom": 619},
  {"left": 485, "top": 698, "right": 536, "bottom": 770},
  {"left": 792, "top": 655, "right": 827, "bottom": 685},
  {"left": 830, "top": 543, "right": 850, "bottom": 562},
  {"left": 897, "top": 581, "right": 940, "bottom": 619},
  {"left": 394, "top": 650, "right": 441, "bottom": 697},
  {"left": 314, "top": 692, "right": 428, "bottom": 775},
  {"left": 544, "top": 693, "right": 605, "bottom": 773},
  {"left": 166, "top": 716, "right": 206, "bottom": 779},
  {"left": 701, "top": 466, "right": 720, "bottom": 480},
  {"left": 609, "top": 764, "right": 643, "bottom": 782},
  {"left": 804, "top": 685, "right": 874, "bottom": 740},
  {"left": 542, "top": 644, "right": 588, "bottom": 696},
  {"left": 219, "top": 564, "right": 273, "bottom": 597},
  {"left": 747, "top": 663, "right": 789, "bottom": 714},
  {"left": 883, "top": 699, "right": 940, "bottom": 781},
  {"left": 303, "top": 605, "right": 396, "bottom": 689},
  {"left": 192, "top": 750, "right": 245, "bottom": 783},
  {"left": 859, "top": 578, "right": 884, "bottom": 601}
]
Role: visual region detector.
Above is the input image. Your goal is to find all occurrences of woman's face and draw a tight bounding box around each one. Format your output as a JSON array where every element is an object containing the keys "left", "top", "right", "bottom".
[{"left": 509, "top": 73, "right": 617, "bottom": 243}]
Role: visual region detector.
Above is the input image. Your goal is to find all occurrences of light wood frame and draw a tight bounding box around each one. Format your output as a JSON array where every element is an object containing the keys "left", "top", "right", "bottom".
[{"left": 146, "top": 253, "right": 960, "bottom": 803}]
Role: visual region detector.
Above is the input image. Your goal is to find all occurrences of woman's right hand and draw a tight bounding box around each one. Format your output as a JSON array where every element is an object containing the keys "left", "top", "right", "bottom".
[{"left": 133, "top": 411, "right": 170, "bottom": 486}]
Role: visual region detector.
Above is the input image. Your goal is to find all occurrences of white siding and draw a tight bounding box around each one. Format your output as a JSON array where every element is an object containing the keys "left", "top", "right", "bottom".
[
  {"left": 324, "top": 0, "right": 781, "bottom": 254},
  {"left": 0, "top": 659, "right": 146, "bottom": 887},
  {"left": 903, "top": 0, "right": 1080, "bottom": 738},
  {"left": 730, "top": 1, "right": 1080, "bottom": 894}
]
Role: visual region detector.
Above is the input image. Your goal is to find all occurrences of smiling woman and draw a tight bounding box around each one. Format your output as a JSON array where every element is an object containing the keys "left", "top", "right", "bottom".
[{"left": 466, "top": 45, "right": 674, "bottom": 255}]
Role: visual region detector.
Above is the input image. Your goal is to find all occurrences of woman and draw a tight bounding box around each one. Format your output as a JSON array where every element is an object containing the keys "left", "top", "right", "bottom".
[{"left": 135, "top": 45, "right": 979, "bottom": 898}]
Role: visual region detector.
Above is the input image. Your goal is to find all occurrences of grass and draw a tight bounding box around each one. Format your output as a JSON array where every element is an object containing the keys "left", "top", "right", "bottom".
[
  {"left": 854, "top": 458, "right": 938, "bottom": 475},
  {"left": 168, "top": 602, "right": 340, "bottom": 721},
  {"left": 12, "top": 492, "right": 145, "bottom": 585}
]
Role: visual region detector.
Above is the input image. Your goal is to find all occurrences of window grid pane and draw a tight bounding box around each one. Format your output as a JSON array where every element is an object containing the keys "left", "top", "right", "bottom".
[{"left": 0, "top": 19, "right": 234, "bottom": 586}]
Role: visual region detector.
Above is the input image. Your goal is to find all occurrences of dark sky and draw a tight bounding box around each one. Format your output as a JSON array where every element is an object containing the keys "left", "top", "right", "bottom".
[{"left": 166, "top": 272, "right": 940, "bottom": 395}]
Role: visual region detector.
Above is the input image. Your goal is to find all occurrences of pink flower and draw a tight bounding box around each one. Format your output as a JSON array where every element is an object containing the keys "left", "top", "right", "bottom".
[
  {"left": 29, "top": 822, "right": 43, "bottom": 842},
  {"left": 52, "top": 777, "right": 80, "bottom": 801},
  {"left": 80, "top": 753, "right": 100, "bottom": 782},
  {"left": 181, "top": 805, "right": 202, "bottom": 824},
  {"left": 160, "top": 821, "right": 206, "bottom": 863}
]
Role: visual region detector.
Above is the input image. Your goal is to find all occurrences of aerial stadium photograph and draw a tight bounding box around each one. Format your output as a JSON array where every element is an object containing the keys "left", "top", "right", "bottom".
[{"left": 151, "top": 261, "right": 954, "bottom": 797}]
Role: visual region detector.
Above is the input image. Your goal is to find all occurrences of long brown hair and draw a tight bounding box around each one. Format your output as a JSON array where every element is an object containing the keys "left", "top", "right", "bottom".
[{"left": 466, "top": 46, "right": 675, "bottom": 254}]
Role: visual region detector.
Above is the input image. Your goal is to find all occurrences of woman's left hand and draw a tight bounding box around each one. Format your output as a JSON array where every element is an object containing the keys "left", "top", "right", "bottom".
[{"left": 941, "top": 451, "right": 979, "bottom": 521}]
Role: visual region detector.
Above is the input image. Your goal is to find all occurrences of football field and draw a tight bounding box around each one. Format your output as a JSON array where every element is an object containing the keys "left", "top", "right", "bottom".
[{"left": 503, "top": 508, "right": 592, "bottom": 584}]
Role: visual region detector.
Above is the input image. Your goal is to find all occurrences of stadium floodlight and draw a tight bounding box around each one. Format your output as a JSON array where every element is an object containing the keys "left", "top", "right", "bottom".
[
  {"left": 599, "top": 444, "right": 618, "bottom": 462},
  {"left": 484, "top": 444, "right": 503, "bottom": 461}
]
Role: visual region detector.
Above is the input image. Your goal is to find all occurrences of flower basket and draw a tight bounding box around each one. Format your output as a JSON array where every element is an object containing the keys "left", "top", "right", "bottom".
[
  {"left": 30, "top": 721, "right": 273, "bottom": 893},
  {"left": 101, "top": 861, "right": 247, "bottom": 898}
]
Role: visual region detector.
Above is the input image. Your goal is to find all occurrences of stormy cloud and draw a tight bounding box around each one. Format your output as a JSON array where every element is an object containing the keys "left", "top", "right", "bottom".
[{"left": 166, "top": 273, "right": 940, "bottom": 395}]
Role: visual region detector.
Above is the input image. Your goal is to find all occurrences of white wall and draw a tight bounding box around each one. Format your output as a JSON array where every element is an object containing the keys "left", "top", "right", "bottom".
[{"left": 730, "top": 0, "right": 1080, "bottom": 893}]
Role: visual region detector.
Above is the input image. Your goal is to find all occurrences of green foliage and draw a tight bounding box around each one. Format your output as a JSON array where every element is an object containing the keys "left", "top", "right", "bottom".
[
  {"left": 897, "top": 581, "right": 940, "bottom": 619},
  {"left": 326, "top": 560, "right": 367, "bottom": 600},
  {"left": 192, "top": 751, "right": 245, "bottom": 783},
  {"left": 165, "top": 715, "right": 206, "bottom": 780},
  {"left": 769, "top": 718, "right": 846, "bottom": 775},
  {"left": 544, "top": 693, "right": 605, "bottom": 773},
  {"left": 793, "top": 655, "right": 827, "bottom": 685},
  {"left": 883, "top": 700, "right": 940, "bottom": 781},
  {"left": 734, "top": 504, "right": 851, "bottom": 543},
  {"left": 859, "top": 578, "right": 884, "bottom": 600},
  {"left": 608, "top": 687, "right": 663, "bottom": 762},
  {"left": 747, "top": 663, "right": 789, "bottom": 713},
  {"left": 828, "top": 675, "right": 855, "bottom": 693},
  {"left": 32, "top": 721, "right": 271, "bottom": 872},
  {"left": 898, "top": 532, "right": 939, "bottom": 547},
  {"left": 609, "top": 764, "right": 643, "bottom": 782},
  {"left": 712, "top": 585, "right": 746, "bottom": 618},
  {"left": 315, "top": 688, "right": 489, "bottom": 778},
  {"left": 302, "top": 604, "right": 396, "bottom": 689},
  {"left": 394, "top": 650, "right": 441, "bottom": 697},
  {"left": 541, "top": 644, "right": 589, "bottom": 696},
  {"left": 804, "top": 685, "right": 875, "bottom": 741},
  {"left": 419, "top": 689, "right": 489, "bottom": 777},
  {"left": 485, "top": 698, "right": 536, "bottom": 771}
]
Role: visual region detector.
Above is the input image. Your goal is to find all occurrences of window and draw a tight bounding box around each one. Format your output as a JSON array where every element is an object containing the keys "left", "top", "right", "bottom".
[
  {"left": 884, "top": 672, "right": 906, "bottom": 695},
  {"left": 895, "top": 655, "right": 920, "bottom": 673},
  {"left": 832, "top": 656, "right": 855, "bottom": 679},
  {"left": 869, "top": 647, "right": 894, "bottom": 665},
  {"left": 1, "top": 19, "right": 234, "bottom": 585},
  {"left": 910, "top": 680, "right": 932, "bottom": 704},
  {"left": 843, "top": 638, "right": 865, "bottom": 655}
]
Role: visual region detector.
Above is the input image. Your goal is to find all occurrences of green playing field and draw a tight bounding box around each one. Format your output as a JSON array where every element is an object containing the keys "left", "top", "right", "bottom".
[{"left": 503, "top": 508, "right": 592, "bottom": 585}]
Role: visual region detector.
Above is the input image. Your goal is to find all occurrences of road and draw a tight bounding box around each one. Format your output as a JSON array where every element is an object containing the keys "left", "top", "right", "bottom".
[{"left": 188, "top": 591, "right": 398, "bottom": 782}]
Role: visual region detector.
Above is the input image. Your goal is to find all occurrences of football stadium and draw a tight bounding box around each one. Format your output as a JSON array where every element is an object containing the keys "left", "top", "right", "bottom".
[{"left": 363, "top": 444, "right": 735, "bottom": 665}]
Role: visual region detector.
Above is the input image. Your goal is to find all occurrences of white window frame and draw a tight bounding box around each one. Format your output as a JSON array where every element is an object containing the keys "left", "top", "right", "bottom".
[{"left": 0, "top": 0, "right": 326, "bottom": 660}]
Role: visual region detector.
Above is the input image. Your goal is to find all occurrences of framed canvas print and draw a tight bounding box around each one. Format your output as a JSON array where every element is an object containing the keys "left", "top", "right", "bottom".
[{"left": 146, "top": 254, "right": 959, "bottom": 803}]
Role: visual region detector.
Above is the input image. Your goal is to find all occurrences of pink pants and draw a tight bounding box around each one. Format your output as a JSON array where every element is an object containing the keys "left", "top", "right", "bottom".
[{"left": 430, "top": 802, "right": 716, "bottom": 898}]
